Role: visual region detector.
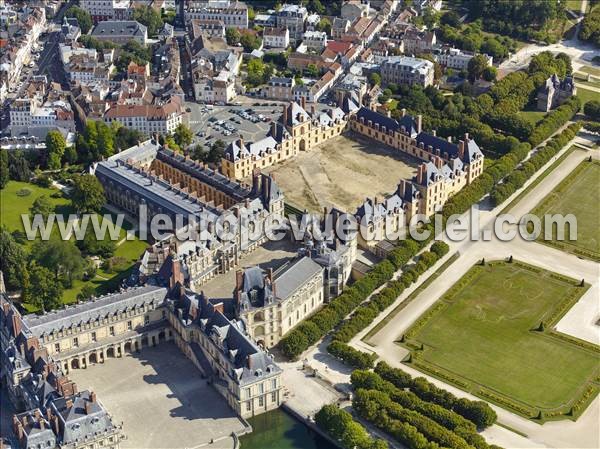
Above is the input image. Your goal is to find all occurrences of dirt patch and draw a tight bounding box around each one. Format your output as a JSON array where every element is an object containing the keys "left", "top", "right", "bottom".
[{"left": 264, "top": 133, "right": 419, "bottom": 213}]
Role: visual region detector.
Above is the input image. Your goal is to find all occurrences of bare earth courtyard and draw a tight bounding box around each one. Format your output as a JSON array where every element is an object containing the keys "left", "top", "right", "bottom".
[
  {"left": 69, "top": 343, "right": 246, "bottom": 449},
  {"left": 264, "top": 133, "right": 419, "bottom": 213}
]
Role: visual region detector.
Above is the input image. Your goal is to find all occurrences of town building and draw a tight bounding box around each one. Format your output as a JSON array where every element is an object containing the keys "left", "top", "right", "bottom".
[
  {"left": 262, "top": 77, "right": 295, "bottom": 101},
  {"left": 433, "top": 47, "right": 493, "bottom": 71},
  {"left": 537, "top": 74, "right": 577, "bottom": 112},
  {"left": 189, "top": 18, "right": 226, "bottom": 38},
  {"left": 380, "top": 55, "right": 435, "bottom": 87},
  {"left": 91, "top": 20, "right": 148, "bottom": 45},
  {"left": 401, "top": 27, "right": 436, "bottom": 55},
  {"left": 332, "top": 18, "right": 351, "bottom": 39},
  {"left": 103, "top": 97, "right": 185, "bottom": 135},
  {"left": 341, "top": 0, "right": 371, "bottom": 21},
  {"left": 276, "top": 4, "right": 308, "bottom": 43},
  {"left": 184, "top": 0, "right": 249, "bottom": 29},
  {"left": 80, "top": 0, "right": 131, "bottom": 23},
  {"left": 263, "top": 27, "right": 290, "bottom": 49},
  {"left": 303, "top": 30, "right": 328, "bottom": 52}
]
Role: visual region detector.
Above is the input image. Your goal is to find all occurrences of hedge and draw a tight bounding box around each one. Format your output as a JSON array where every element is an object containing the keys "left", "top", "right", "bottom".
[
  {"left": 315, "top": 404, "right": 389, "bottom": 449},
  {"left": 375, "top": 362, "right": 497, "bottom": 429},
  {"left": 490, "top": 123, "right": 581, "bottom": 206},
  {"left": 528, "top": 96, "right": 581, "bottom": 147}
]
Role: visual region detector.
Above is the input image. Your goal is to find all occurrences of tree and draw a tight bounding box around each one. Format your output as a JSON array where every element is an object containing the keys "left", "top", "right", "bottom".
[
  {"left": 7, "top": 150, "right": 31, "bottom": 182},
  {"left": 189, "top": 144, "right": 206, "bottom": 161},
  {"left": 246, "top": 57, "right": 267, "bottom": 86},
  {"left": 316, "top": 17, "right": 331, "bottom": 35},
  {"left": 45, "top": 130, "right": 66, "bottom": 170},
  {"left": 422, "top": 6, "right": 440, "bottom": 29},
  {"left": 71, "top": 174, "right": 105, "bottom": 214},
  {"left": 0, "top": 149, "right": 8, "bottom": 189},
  {"left": 583, "top": 100, "right": 600, "bottom": 121},
  {"left": 114, "top": 125, "right": 144, "bottom": 151},
  {"left": 0, "top": 227, "right": 28, "bottom": 291},
  {"left": 481, "top": 66, "right": 497, "bottom": 81},
  {"left": 26, "top": 263, "right": 62, "bottom": 312},
  {"left": 77, "top": 284, "right": 97, "bottom": 302},
  {"left": 33, "top": 239, "right": 85, "bottom": 287},
  {"left": 467, "top": 54, "right": 490, "bottom": 82},
  {"left": 306, "top": 63, "right": 319, "bottom": 78},
  {"left": 66, "top": 6, "right": 92, "bottom": 33},
  {"left": 441, "top": 11, "right": 461, "bottom": 27},
  {"left": 308, "top": 0, "right": 325, "bottom": 15},
  {"left": 369, "top": 72, "right": 381, "bottom": 86},
  {"left": 240, "top": 30, "right": 261, "bottom": 52},
  {"left": 132, "top": 5, "right": 163, "bottom": 37},
  {"left": 77, "top": 225, "right": 116, "bottom": 258},
  {"left": 226, "top": 27, "right": 241, "bottom": 46},
  {"left": 30, "top": 195, "right": 54, "bottom": 220},
  {"left": 173, "top": 123, "right": 193, "bottom": 149},
  {"left": 207, "top": 139, "right": 226, "bottom": 164}
]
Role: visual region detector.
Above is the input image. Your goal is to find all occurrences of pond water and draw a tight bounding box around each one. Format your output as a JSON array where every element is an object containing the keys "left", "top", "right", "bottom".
[{"left": 239, "top": 409, "right": 338, "bottom": 449}]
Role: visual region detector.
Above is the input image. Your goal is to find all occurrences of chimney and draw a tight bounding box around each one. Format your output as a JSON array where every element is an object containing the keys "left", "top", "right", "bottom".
[
  {"left": 401, "top": 108, "right": 406, "bottom": 117},
  {"left": 12, "top": 314, "right": 22, "bottom": 338},
  {"left": 13, "top": 416, "right": 23, "bottom": 440},
  {"left": 458, "top": 140, "right": 465, "bottom": 159},
  {"left": 90, "top": 391, "right": 96, "bottom": 403},
  {"left": 85, "top": 401, "right": 92, "bottom": 415},
  {"left": 386, "top": 109, "right": 391, "bottom": 118},
  {"left": 434, "top": 156, "right": 443, "bottom": 169},
  {"left": 39, "top": 417, "right": 45, "bottom": 430},
  {"left": 270, "top": 121, "right": 276, "bottom": 136},
  {"left": 301, "top": 96, "right": 306, "bottom": 110},
  {"left": 432, "top": 129, "right": 436, "bottom": 136},
  {"left": 447, "top": 136, "right": 452, "bottom": 143},
  {"left": 282, "top": 104, "right": 288, "bottom": 125},
  {"left": 239, "top": 136, "right": 244, "bottom": 148},
  {"left": 170, "top": 257, "right": 183, "bottom": 289},
  {"left": 311, "top": 104, "right": 316, "bottom": 116},
  {"left": 53, "top": 415, "right": 60, "bottom": 435},
  {"left": 34, "top": 409, "right": 41, "bottom": 420},
  {"left": 46, "top": 408, "right": 52, "bottom": 423},
  {"left": 417, "top": 164, "right": 425, "bottom": 184},
  {"left": 464, "top": 132, "right": 469, "bottom": 141},
  {"left": 416, "top": 114, "right": 422, "bottom": 133},
  {"left": 65, "top": 398, "right": 73, "bottom": 409},
  {"left": 235, "top": 270, "right": 244, "bottom": 291}
]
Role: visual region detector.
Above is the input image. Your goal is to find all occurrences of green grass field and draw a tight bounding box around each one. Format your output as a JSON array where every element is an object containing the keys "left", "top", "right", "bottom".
[
  {"left": 518, "top": 110, "right": 547, "bottom": 126},
  {"left": 576, "top": 88, "right": 600, "bottom": 106},
  {"left": 579, "top": 65, "right": 600, "bottom": 77},
  {"left": 531, "top": 160, "right": 600, "bottom": 260},
  {"left": 403, "top": 261, "right": 599, "bottom": 419},
  {"left": 1, "top": 181, "right": 148, "bottom": 308}
]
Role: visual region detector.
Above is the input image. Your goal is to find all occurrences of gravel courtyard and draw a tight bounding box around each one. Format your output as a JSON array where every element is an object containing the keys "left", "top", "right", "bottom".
[
  {"left": 69, "top": 343, "right": 246, "bottom": 449},
  {"left": 264, "top": 133, "right": 419, "bottom": 213}
]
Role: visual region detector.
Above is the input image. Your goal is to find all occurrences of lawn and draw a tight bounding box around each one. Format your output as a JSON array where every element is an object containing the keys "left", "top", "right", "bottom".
[
  {"left": 518, "top": 110, "right": 547, "bottom": 126},
  {"left": 530, "top": 160, "right": 600, "bottom": 261},
  {"left": 579, "top": 65, "right": 600, "bottom": 77},
  {"left": 576, "top": 87, "right": 600, "bottom": 106},
  {"left": 2, "top": 181, "right": 148, "bottom": 309},
  {"left": 0, "top": 181, "right": 71, "bottom": 235},
  {"left": 403, "top": 261, "right": 599, "bottom": 420}
]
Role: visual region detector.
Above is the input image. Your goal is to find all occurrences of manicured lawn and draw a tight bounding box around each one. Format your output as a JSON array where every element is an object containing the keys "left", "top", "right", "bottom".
[
  {"left": 0, "top": 181, "right": 71, "bottom": 234},
  {"left": 403, "top": 261, "right": 599, "bottom": 418},
  {"left": 576, "top": 87, "right": 600, "bottom": 106},
  {"left": 518, "top": 110, "right": 547, "bottom": 126},
  {"left": 531, "top": 160, "right": 600, "bottom": 260}
]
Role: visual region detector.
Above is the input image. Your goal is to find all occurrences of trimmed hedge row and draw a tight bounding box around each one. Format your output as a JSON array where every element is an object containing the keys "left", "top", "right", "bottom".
[
  {"left": 354, "top": 389, "right": 474, "bottom": 449},
  {"left": 490, "top": 123, "right": 582, "bottom": 206},
  {"left": 528, "top": 97, "right": 581, "bottom": 147},
  {"left": 327, "top": 244, "right": 450, "bottom": 369},
  {"left": 315, "top": 404, "right": 389, "bottom": 449},
  {"left": 375, "top": 362, "right": 497, "bottom": 430}
]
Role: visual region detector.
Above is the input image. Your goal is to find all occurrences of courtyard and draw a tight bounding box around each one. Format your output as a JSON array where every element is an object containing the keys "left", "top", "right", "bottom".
[
  {"left": 530, "top": 160, "right": 600, "bottom": 261},
  {"left": 401, "top": 260, "right": 599, "bottom": 420},
  {"left": 69, "top": 343, "right": 247, "bottom": 449},
  {"left": 263, "top": 133, "right": 419, "bottom": 213}
]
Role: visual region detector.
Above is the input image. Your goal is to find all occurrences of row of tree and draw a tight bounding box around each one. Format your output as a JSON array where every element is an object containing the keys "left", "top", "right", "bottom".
[
  {"left": 326, "top": 243, "right": 449, "bottom": 369},
  {"left": 315, "top": 404, "right": 388, "bottom": 449},
  {"left": 490, "top": 123, "right": 582, "bottom": 206},
  {"left": 578, "top": 4, "right": 600, "bottom": 47},
  {"left": 528, "top": 96, "right": 581, "bottom": 147}
]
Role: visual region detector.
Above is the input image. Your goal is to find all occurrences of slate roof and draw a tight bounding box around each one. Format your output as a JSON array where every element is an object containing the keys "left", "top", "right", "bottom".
[
  {"left": 91, "top": 20, "right": 147, "bottom": 39},
  {"left": 274, "top": 256, "right": 323, "bottom": 300},
  {"left": 355, "top": 106, "right": 418, "bottom": 136},
  {"left": 415, "top": 132, "right": 458, "bottom": 157},
  {"left": 156, "top": 147, "right": 251, "bottom": 201},
  {"left": 52, "top": 391, "right": 116, "bottom": 445},
  {"left": 22, "top": 286, "right": 168, "bottom": 337},
  {"left": 14, "top": 411, "right": 56, "bottom": 449}
]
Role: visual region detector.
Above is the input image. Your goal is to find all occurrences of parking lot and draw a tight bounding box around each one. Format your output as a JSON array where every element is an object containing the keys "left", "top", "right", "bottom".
[
  {"left": 185, "top": 97, "right": 334, "bottom": 149},
  {"left": 69, "top": 343, "right": 247, "bottom": 449}
]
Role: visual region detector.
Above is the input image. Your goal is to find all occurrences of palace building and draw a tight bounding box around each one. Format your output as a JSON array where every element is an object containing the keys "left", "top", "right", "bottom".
[{"left": 221, "top": 98, "right": 351, "bottom": 180}]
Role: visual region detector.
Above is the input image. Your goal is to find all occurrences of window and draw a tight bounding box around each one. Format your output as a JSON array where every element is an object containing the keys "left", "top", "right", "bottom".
[
  {"left": 144, "top": 315, "right": 150, "bottom": 325},
  {"left": 245, "top": 387, "right": 251, "bottom": 399},
  {"left": 91, "top": 332, "right": 97, "bottom": 342},
  {"left": 271, "top": 379, "right": 277, "bottom": 390},
  {"left": 246, "top": 401, "right": 251, "bottom": 411},
  {"left": 258, "top": 383, "right": 264, "bottom": 394},
  {"left": 271, "top": 392, "right": 277, "bottom": 403},
  {"left": 258, "top": 396, "right": 264, "bottom": 407},
  {"left": 73, "top": 338, "right": 78, "bottom": 348},
  {"left": 109, "top": 326, "right": 115, "bottom": 336},
  {"left": 127, "top": 321, "right": 132, "bottom": 331},
  {"left": 54, "top": 343, "right": 60, "bottom": 353}
]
